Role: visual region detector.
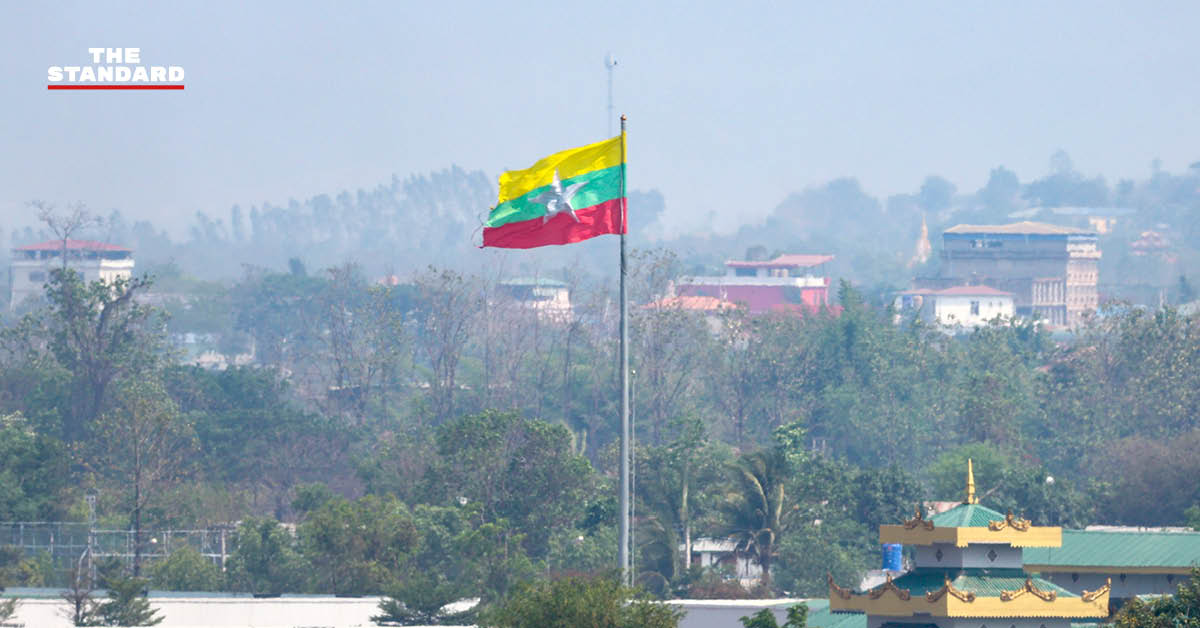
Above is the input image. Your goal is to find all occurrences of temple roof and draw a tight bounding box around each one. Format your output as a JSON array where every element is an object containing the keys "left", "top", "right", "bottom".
[
  {"left": 1024, "top": 529, "right": 1200, "bottom": 573},
  {"left": 828, "top": 568, "right": 1110, "bottom": 618},
  {"left": 879, "top": 460, "right": 1062, "bottom": 547},
  {"left": 885, "top": 568, "right": 1075, "bottom": 598},
  {"left": 930, "top": 503, "right": 1007, "bottom": 528}
]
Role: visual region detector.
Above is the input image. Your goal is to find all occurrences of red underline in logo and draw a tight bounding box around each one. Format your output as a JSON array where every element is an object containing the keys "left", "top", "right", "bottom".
[{"left": 47, "top": 85, "right": 185, "bottom": 90}]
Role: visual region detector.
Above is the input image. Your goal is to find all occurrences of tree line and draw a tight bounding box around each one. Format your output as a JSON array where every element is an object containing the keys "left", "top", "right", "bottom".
[{"left": 0, "top": 245, "right": 1199, "bottom": 621}]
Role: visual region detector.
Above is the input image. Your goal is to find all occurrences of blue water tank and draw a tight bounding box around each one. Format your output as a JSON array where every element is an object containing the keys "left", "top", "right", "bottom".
[{"left": 881, "top": 543, "right": 903, "bottom": 571}]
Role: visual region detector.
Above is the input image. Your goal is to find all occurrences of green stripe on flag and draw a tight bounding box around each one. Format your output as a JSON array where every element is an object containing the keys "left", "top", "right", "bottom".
[{"left": 486, "top": 164, "right": 623, "bottom": 228}]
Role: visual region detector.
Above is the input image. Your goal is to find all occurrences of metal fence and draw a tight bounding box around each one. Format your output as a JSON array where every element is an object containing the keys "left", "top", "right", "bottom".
[{"left": 1, "top": 522, "right": 235, "bottom": 586}]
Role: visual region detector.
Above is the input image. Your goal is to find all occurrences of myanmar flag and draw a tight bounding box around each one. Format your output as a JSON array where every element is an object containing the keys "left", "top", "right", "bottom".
[{"left": 483, "top": 134, "right": 626, "bottom": 249}]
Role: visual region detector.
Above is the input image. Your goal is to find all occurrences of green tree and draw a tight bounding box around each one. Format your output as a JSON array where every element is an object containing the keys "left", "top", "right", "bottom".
[
  {"left": 0, "top": 597, "right": 16, "bottom": 624},
  {"left": 373, "top": 572, "right": 477, "bottom": 626},
  {"left": 226, "top": 518, "right": 308, "bottom": 595},
  {"left": 0, "top": 414, "right": 71, "bottom": 520},
  {"left": 741, "top": 603, "right": 807, "bottom": 628},
  {"left": 424, "top": 410, "right": 594, "bottom": 560},
  {"left": 34, "top": 268, "right": 164, "bottom": 440},
  {"left": 635, "top": 420, "right": 729, "bottom": 584},
  {"left": 300, "top": 495, "right": 419, "bottom": 595},
  {"left": 87, "top": 574, "right": 162, "bottom": 627},
  {"left": 481, "top": 574, "right": 683, "bottom": 628},
  {"left": 149, "top": 546, "right": 221, "bottom": 592},
  {"left": 720, "top": 436, "right": 797, "bottom": 590},
  {"left": 1112, "top": 567, "right": 1200, "bottom": 628},
  {"left": 1186, "top": 504, "right": 1200, "bottom": 531},
  {"left": 167, "top": 366, "right": 349, "bottom": 518}
]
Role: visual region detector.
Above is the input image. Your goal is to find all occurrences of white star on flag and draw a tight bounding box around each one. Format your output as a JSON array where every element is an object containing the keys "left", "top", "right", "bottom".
[{"left": 531, "top": 169, "right": 589, "bottom": 224}]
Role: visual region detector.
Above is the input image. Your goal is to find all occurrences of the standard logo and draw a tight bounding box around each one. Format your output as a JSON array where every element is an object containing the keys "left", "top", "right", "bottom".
[{"left": 47, "top": 47, "right": 185, "bottom": 90}]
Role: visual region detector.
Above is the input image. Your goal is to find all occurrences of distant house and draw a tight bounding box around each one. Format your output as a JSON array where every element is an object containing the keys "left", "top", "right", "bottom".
[
  {"left": 682, "top": 537, "right": 763, "bottom": 589},
  {"left": 894, "top": 285, "right": 1014, "bottom": 328},
  {"left": 10, "top": 239, "right": 134, "bottom": 310},
  {"left": 676, "top": 254, "right": 833, "bottom": 314},
  {"left": 496, "top": 277, "right": 572, "bottom": 322}
]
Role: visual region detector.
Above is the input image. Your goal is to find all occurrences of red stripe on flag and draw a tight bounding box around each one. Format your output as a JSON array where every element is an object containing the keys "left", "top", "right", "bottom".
[{"left": 482, "top": 198, "right": 626, "bottom": 249}]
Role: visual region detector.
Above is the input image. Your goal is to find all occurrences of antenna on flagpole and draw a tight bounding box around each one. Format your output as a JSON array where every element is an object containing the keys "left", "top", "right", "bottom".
[{"left": 605, "top": 53, "right": 618, "bottom": 136}]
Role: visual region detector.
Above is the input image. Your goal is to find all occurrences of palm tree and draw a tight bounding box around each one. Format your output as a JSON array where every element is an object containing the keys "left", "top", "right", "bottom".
[{"left": 721, "top": 448, "right": 792, "bottom": 590}]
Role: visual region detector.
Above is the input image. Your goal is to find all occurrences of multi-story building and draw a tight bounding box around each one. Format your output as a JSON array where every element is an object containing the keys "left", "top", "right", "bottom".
[
  {"left": 9, "top": 239, "right": 135, "bottom": 310},
  {"left": 920, "top": 222, "right": 1100, "bottom": 326},
  {"left": 676, "top": 254, "right": 833, "bottom": 314}
]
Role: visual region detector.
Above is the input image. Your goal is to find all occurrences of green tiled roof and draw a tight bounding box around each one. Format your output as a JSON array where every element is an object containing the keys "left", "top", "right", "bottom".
[
  {"left": 807, "top": 599, "right": 868, "bottom": 628},
  {"left": 879, "top": 568, "right": 1078, "bottom": 598},
  {"left": 1024, "top": 530, "right": 1200, "bottom": 569},
  {"left": 929, "top": 503, "right": 1006, "bottom": 528}
]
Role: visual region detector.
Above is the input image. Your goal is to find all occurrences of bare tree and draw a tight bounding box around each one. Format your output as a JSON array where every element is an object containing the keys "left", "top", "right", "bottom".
[
  {"left": 315, "top": 264, "right": 410, "bottom": 421},
  {"left": 91, "top": 378, "right": 196, "bottom": 576},
  {"left": 30, "top": 200, "right": 102, "bottom": 269},
  {"left": 412, "top": 268, "right": 479, "bottom": 424}
]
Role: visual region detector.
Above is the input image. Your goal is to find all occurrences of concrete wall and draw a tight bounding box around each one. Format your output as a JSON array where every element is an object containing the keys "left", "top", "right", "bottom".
[
  {"left": 5, "top": 595, "right": 385, "bottom": 628},
  {"left": 914, "top": 543, "right": 1022, "bottom": 569},
  {"left": 10, "top": 258, "right": 134, "bottom": 310},
  {"left": 933, "top": 295, "right": 1014, "bottom": 327},
  {"left": 1040, "top": 571, "right": 1186, "bottom": 599},
  {"left": 2, "top": 595, "right": 808, "bottom": 628}
]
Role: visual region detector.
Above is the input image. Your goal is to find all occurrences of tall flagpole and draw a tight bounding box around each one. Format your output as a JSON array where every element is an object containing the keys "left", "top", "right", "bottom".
[{"left": 618, "top": 114, "right": 631, "bottom": 586}]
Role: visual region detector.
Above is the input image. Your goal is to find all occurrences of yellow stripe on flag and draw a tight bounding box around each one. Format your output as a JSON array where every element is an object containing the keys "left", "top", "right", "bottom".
[{"left": 497, "top": 135, "right": 624, "bottom": 204}]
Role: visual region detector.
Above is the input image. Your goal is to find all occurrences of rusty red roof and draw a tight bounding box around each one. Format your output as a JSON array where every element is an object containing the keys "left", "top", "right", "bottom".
[
  {"left": 643, "top": 296, "right": 741, "bottom": 312},
  {"left": 14, "top": 239, "right": 132, "bottom": 252},
  {"left": 725, "top": 254, "right": 833, "bottom": 269}
]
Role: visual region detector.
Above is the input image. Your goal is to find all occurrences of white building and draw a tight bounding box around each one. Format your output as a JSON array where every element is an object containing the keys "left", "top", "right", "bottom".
[
  {"left": 895, "top": 285, "right": 1014, "bottom": 328},
  {"left": 10, "top": 239, "right": 134, "bottom": 310},
  {"left": 496, "top": 277, "right": 572, "bottom": 323},
  {"left": 682, "top": 537, "right": 763, "bottom": 589}
]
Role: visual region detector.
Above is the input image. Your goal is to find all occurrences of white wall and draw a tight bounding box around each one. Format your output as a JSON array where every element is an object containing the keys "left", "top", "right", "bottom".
[
  {"left": 6, "top": 595, "right": 385, "bottom": 628},
  {"left": 914, "top": 543, "right": 1023, "bottom": 569},
  {"left": 933, "top": 295, "right": 1014, "bottom": 327},
  {"left": 3, "top": 596, "right": 809, "bottom": 628}
]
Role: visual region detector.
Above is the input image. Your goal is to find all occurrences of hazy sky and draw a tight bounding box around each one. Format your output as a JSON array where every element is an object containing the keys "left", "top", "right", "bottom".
[{"left": 2, "top": 1, "right": 1199, "bottom": 238}]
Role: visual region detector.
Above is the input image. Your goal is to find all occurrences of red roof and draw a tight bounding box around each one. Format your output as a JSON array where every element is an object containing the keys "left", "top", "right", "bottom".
[
  {"left": 14, "top": 239, "right": 131, "bottom": 252},
  {"left": 725, "top": 254, "right": 834, "bottom": 269},
  {"left": 643, "top": 296, "right": 741, "bottom": 312}
]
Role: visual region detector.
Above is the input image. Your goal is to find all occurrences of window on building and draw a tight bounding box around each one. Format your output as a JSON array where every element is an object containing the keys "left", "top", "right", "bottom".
[
  {"left": 970, "top": 301, "right": 980, "bottom": 315},
  {"left": 734, "top": 268, "right": 756, "bottom": 277},
  {"left": 29, "top": 271, "right": 46, "bottom": 282}
]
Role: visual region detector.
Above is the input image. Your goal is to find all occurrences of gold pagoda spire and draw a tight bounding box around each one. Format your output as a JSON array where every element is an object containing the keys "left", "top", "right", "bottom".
[{"left": 965, "top": 458, "right": 978, "bottom": 504}]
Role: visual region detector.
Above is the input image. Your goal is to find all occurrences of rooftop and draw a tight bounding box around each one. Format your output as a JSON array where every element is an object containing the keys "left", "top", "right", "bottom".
[
  {"left": 643, "top": 296, "right": 741, "bottom": 312},
  {"left": 944, "top": 221, "right": 1093, "bottom": 236},
  {"left": 929, "top": 503, "right": 1007, "bottom": 528},
  {"left": 725, "top": 254, "right": 834, "bottom": 269},
  {"left": 499, "top": 277, "right": 567, "bottom": 288},
  {"left": 14, "top": 239, "right": 132, "bottom": 252},
  {"left": 1024, "top": 529, "right": 1200, "bottom": 572},
  {"left": 901, "top": 286, "right": 1013, "bottom": 297},
  {"left": 887, "top": 568, "right": 1077, "bottom": 599}
]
